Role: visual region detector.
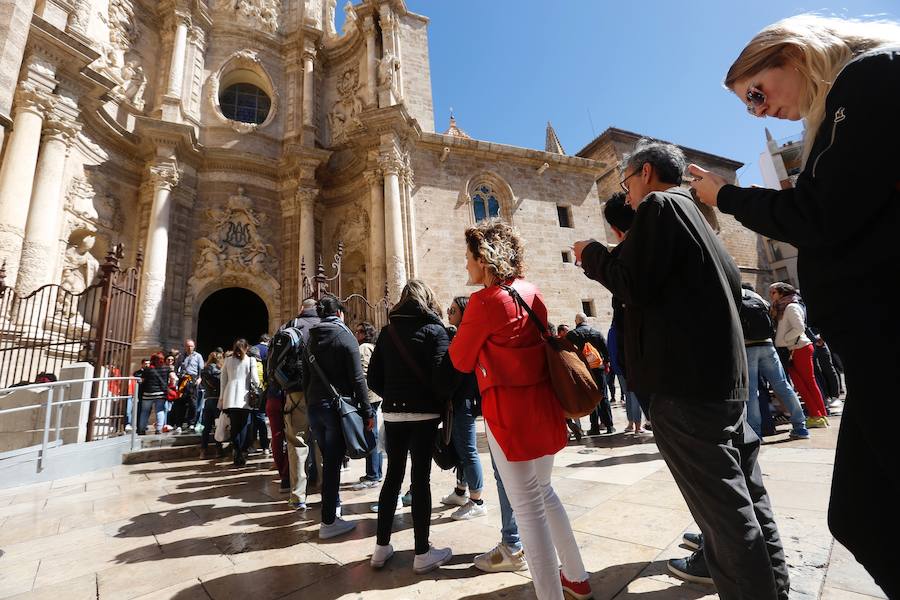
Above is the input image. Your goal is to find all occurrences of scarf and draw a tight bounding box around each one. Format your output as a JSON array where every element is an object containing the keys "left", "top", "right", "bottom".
[{"left": 772, "top": 292, "right": 801, "bottom": 321}]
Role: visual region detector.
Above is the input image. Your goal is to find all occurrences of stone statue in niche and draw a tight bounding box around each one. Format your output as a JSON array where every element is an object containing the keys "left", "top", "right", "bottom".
[
  {"left": 193, "top": 187, "right": 275, "bottom": 279},
  {"left": 68, "top": 0, "right": 91, "bottom": 35},
  {"left": 110, "top": 60, "right": 147, "bottom": 110},
  {"left": 377, "top": 50, "right": 400, "bottom": 98},
  {"left": 55, "top": 232, "right": 100, "bottom": 322},
  {"left": 328, "top": 67, "right": 364, "bottom": 144},
  {"left": 235, "top": 0, "right": 281, "bottom": 33},
  {"left": 104, "top": 0, "right": 138, "bottom": 49},
  {"left": 324, "top": 0, "right": 337, "bottom": 38},
  {"left": 342, "top": 1, "right": 357, "bottom": 34}
]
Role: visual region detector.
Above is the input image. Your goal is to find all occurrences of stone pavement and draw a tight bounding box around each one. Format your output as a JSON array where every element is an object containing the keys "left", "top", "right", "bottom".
[{"left": 0, "top": 404, "right": 886, "bottom": 600}]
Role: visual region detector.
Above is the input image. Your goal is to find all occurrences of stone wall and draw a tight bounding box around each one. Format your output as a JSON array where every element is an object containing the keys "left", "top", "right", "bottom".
[
  {"left": 398, "top": 13, "right": 434, "bottom": 133},
  {"left": 410, "top": 142, "right": 614, "bottom": 332}
]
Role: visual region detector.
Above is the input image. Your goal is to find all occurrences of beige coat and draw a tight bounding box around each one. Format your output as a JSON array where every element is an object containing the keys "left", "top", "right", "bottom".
[
  {"left": 774, "top": 303, "right": 811, "bottom": 351},
  {"left": 218, "top": 355, "right": 260, "bottom": 410}
]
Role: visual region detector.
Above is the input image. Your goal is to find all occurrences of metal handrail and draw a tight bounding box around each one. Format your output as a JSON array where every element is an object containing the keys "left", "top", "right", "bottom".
[{"left": 0, "top": 376, "right": 141, "bottom": 473}]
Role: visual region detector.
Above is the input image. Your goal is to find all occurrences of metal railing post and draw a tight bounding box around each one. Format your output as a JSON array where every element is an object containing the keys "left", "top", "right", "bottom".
[
  {"left": 130, "top": 382, "right": 139, "bottom": 451},
  {"left": 38, "top": 386, "right": 54, "bottom": 472}
]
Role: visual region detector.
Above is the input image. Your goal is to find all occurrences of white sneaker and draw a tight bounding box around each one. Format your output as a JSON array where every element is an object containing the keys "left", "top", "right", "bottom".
[
  {"left": 335, "top": 504, "right": 342, "bottom": 518},
  {"left": 474, "top": 542, "right": 528, "bottom": 573},
  {"left": 352, "top": 479, "right": 381, "bottom": 491},
  {"left": 413, "top": 545, "right": 452, "bottom": 574},
  {"left": 451, "top": 500, "right": 487, "bottom": 521},
  {"left": 319, "top": 517, "right": 356, "bottom": 539},
  {"left": 193, "top": 423, "right": 204, "bottom": 433},
  {"left": 440, "top": 490, "right": 469, "bottom": 507},
  {"left": 370, "top": 496, "right": 403, "bottom": 513},
  {"left": 124, "top": 424, "right": 133, "bottom": 432},
  {"left": 370, "top": 543, "right": 394, "bottom": 568},
  {"left": 173, "top": 426, "right": 182, "bottom": 435}
]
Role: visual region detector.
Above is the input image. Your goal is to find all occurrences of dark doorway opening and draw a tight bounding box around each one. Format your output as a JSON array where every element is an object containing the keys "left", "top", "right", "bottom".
[{"left": 196, "top": 287, "right": 268, "bottom": 358}]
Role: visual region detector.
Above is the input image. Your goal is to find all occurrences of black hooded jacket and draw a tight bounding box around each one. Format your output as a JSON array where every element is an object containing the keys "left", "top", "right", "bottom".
[
  {"left": 302, "top": 316, "right": 373, "bottom": 419},
  {"left": 367, "top": 301, "right": 451, "bottom": 415}
]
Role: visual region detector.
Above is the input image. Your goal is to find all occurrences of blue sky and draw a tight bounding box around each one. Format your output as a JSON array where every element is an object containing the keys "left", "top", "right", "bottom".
[{"left": 345, "top": 1, "right": 897, "bottom": 186}]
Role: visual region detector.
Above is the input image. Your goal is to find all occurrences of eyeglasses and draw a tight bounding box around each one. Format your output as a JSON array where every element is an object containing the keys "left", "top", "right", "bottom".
[
  {"left": 746, "top": 85, "right": 766, "bottom": 117},
  {"left": 619, "top": 168, "right": 643, "bottom": 193}
]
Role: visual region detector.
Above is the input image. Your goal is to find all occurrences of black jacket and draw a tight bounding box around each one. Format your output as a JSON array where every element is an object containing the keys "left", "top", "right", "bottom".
[
  {"left": 367, "top": 301, "right": 450, "bottom": 415},
  {"left": 280, "top": 307, "right": 321, "bottom": 341},
  {"left": 581, "top": 187, "right": 748, "bottom": 402},
  {"left": 718, "top": 47, "right": 900, "bottom": 333},
  {"left": 302, "top": 317, "right": 373, "bottom": 419},
  {"left": 200, "top": 363, "right": 221, "bottom": 399},
  {"left": 566, "top": 323, "right": 610, "bottom": 362}
]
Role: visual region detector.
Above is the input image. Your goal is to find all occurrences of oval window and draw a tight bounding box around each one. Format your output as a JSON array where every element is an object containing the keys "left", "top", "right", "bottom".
[{"left": 218, "top": 83, "right": 271, "bottom": 124}]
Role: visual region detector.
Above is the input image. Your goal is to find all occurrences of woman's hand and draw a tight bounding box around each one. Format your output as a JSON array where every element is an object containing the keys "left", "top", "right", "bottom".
[
  {"left": 573, "top": 239, "right": 597, "bottom": 264},
  {"left": 688, "top": 164, "right": 727, "bottom": 208}
]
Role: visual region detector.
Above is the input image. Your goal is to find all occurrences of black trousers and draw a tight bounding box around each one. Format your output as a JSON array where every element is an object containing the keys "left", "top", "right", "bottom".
[
  {"left": 650, "top": 396, "right": 788, "bottom": 600},
  {"left": 589, "top": 369, "right": 613, "bottom": 429},
  {"left": 224, "top": 408, "right": 251, "bottom": 462},
  {"left": 825, "top": 326, "right": 899, "bottom": 599},
  {"left": 377, "top": 419, "right": 438, "bottom": 554}
]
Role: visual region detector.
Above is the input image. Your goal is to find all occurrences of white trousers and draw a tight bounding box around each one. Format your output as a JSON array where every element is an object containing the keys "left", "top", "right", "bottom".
[{"left": 486, "top": 424, "right": 588, "bottom": 600}]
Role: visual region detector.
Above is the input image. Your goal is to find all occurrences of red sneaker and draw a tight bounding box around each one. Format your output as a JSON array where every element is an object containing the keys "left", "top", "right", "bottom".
[{"left": 560, "top": 570, "right": 593, "bottom": 600}]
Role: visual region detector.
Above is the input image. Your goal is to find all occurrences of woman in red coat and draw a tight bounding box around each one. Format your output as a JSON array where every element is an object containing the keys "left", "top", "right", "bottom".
[{"left": 449, "top": 221, "right": 591, "bottom": 600}]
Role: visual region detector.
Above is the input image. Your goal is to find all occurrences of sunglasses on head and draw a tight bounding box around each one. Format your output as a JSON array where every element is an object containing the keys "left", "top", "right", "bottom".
[{"left": 746, "top": 86, "right": 766, "bottom": 116}]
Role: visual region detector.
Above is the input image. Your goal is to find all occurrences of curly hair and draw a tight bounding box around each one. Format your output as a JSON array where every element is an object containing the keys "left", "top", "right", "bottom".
[{"left": 464, "top": 219, "right": 526, "bottom": 282}]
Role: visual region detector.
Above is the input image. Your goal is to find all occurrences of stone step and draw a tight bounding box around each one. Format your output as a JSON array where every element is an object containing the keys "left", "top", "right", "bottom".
[
  {"left": 138, "top": 432, "right": 202, "bottom": 449},
  {"left": 122, "top": 442, "right": 204, "bottom": 464}
]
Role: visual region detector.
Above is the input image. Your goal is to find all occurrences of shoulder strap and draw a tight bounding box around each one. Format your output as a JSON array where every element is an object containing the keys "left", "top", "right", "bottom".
[
  {"left": 386, "top": 324, "right": 431, "bottom": 390},
  {"left": 307, "top": 348, "right": 341, "bottom": 400},
  {"left": 499, "top": 284, "right": 549, "bottom": 339}
]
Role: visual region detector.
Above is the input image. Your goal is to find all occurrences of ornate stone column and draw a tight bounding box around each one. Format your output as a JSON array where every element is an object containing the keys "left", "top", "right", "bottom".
[
  {"left": 0, "top": 0, "right": 38, "bottom": 148},
  {"left": 362, "top": 16, "right": 377, "bottom": 107},
  {"left": 296, "top": 187, "right": 317, "bottom": 277},
  {"left": 184, "top": 25, "right": 206, "bottom": 118},
  {"left": 301, "top": 48, "right": 316, "bottom": 143},
  {"left": 166, "top": 12, "right": 190, "bottom": 97},
  {"left": 401, "top": 163, "right": 417, "bottom": 279},
  {"left": 0, "top": 84, "right": 52, "bottom": 284},
  {"left": 15, "top": 101, "right": 81, "bottom": 296},
  {"left": 134, "top": 161, "right": 181, "bottom": 350},
  {"left": 364, "top": 169, "right": 386, "bottom": 299},
  {"left": 378, "top": 151, "right": 406, "bottom": 301}
]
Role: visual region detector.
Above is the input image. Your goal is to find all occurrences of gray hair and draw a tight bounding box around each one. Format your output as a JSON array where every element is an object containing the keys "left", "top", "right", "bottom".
[
  {"left": 623, "top": 139, "right": 686, "bottom": 186},
  {"left": 574, "top": 312, "right": 587, "bottom": 324}
]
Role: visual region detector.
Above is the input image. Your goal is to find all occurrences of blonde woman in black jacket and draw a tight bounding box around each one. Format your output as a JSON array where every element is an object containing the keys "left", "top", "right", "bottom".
[
  {"left": 690, "top": 16, "right": 900, "bottom": 597},
  {"left": 366, "top": 279, "right": 452, "bottom": 575}
]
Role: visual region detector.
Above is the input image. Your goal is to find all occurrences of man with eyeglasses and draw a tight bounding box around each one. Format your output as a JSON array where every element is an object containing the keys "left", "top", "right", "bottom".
[{"left": 573, "top": 139, "right": 789, "bottom": 600}]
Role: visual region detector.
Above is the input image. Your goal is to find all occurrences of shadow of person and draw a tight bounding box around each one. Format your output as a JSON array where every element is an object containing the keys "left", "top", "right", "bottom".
[{"left": 568, "top": 452, "right": 663, "bottom": 469}]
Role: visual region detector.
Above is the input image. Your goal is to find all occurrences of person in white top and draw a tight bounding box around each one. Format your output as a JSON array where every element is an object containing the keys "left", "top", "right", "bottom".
[
  {"left": 769, "top": 282, "right": 829, "bottom": 428},
  {"left": 218, "top": 338, "right": 260, "bottom": 466}
]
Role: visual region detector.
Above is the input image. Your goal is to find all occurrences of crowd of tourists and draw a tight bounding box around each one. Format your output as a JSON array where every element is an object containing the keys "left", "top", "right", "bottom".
[{"left": 129, "top": 14, "right": 896, "bottom": 600}]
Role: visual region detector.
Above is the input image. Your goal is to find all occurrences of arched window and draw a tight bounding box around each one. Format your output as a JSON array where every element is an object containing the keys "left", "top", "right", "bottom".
[
  {"left": 472, "top": 184, "right": 501, "bottom": 222},
  {"left": 219, "top": 83, "right": 271, "bottom": 124}
]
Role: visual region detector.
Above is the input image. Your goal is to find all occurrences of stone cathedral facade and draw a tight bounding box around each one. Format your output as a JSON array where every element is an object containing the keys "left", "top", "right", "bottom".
[{"left": 0, "top": 0, "right": 763, "bottom": 358}]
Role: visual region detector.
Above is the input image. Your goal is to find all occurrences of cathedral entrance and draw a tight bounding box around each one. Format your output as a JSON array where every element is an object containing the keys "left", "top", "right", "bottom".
[{"left": 196, "top": 288, "right": 268, "bottom": 358}]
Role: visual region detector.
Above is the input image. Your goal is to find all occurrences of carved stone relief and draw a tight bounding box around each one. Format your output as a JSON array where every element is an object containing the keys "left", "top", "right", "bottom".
[
  {"left": 342, "top": 1, "right": 357, "bottom": 35},
  {"left": 328, "top": 67, "right": 365, "bottom": 145},
  {"left": 94, "top": 0, "right": 146, "bottom": 111},
  {"left": 323, "top": 0, "right": 337, "bottom": 38},
  {"left": 63, "top": 175, "right": 123, "bottom": 237},
  {"left": 54, "top": 232, "right": 100, "bottom": 325},
  {"left": 190, "top": 188, "right": 280, "bottom": 289},
  {"left": 377, "top": 50, "right": 400, "bottom": 99},
  {"left": 235, "top": 0, "right": 281, "bottom": 33}
]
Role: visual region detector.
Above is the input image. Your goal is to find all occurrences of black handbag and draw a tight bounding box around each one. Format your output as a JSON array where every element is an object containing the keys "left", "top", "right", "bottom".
[
  {"left": 245, "top": 357, "right": 263, "bottom": 410},
  {"left": 307, "top": 351, "right": 372, "bottom": 460},
  {"left": 386, "top": 325, "right": 458, "bottom": 471}
]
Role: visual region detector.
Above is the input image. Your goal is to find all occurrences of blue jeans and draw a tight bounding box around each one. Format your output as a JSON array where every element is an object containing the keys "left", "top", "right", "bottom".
[
  {"left": 489, "top": 448, "right": 521, "bottom": 550},
  {"left": 364, "top": 403, "right": 383, "bottom": 480},
  {"left": 619, "top": 376, "right": 644, "bottom": 424},
  {"left": 452, "top": 398, "right": 484, "bottom": 492},
  {"left": 307, "top": 400, "right": 346, "bottom": 525},
  {"left": 138, "top": 395, "right": 166, "bottom": 433},
  {"left": 746, "top": 344, "right": 806, "bottom": 436}
]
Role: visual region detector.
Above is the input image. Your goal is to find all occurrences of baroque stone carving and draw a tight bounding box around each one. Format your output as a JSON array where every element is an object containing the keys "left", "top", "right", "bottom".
[
  {"left": 324, "top": 0, "right": 337, "bottom": 38},
  {"left": 104, "top": 0, "right": 139, "bottom": 49},
  {"left": 235, "top": 0, "right": 281, "bottom": 33},
  {"left": 192, "top": 187, "right": 276, "bottom": 281},
  {"left": 55, "top": 233, "right": 100, "bottom": 322},
  {"left": 342, "top": 1, "right": 357, "bottom": 34},
  {"left": 377, "top": 51, "right": 400, "bottom": 98},
  {"left": 110, "top": 60, "right": 147, "bottom": 110},
  {"left": 328, "top": 67, "right": 364, "bottom": 144},
  {"left": 64, "top": 176, "right": 123, "bottom": 236},
  {"left": 67, "top": 0, "right": 91, "bottom": 34},
  {"left": 95, "top": 0, "right": 146, "bottom": 110}
]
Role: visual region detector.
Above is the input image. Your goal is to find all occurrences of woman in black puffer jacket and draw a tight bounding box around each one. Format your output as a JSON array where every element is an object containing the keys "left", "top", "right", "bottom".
[{"left": 366, "top": 279, "right": 452, "bottom": 575}]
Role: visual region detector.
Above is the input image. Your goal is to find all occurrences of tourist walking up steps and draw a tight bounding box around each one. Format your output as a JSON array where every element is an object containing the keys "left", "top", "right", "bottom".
[
  {"left": 139, "top": 352, "right": 175, "bottom": 435},
  {"left": 688, "top": 17, "right": 900, "bottom": 595},
  {"left": 367, "top": 280, "right": 453, "bottom": 574},
  {"left": 302, "top": 297, "right": 374, "bottom": 540},
  {"left": 575, "top": 139, "right": 788, "bottom": 600},
  {"left": 440, "top": 295, "right": 488, "bottom": 521},
  {"left": 199, "top": 351, "right": 223, "bottom": 453},
  {"left": 451, "top": 221, "right": 591, "bottom": 600},
  {"left": 218, "top": 339, "right": 260, "bottom": 467},
  {"left": 352, "top": 321, "right": 384, "bottom": 490}
]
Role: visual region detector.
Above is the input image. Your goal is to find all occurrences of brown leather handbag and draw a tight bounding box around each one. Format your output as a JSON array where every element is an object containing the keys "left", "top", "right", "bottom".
[{"left": 501, "top": 285, "right": 604, "bottom": 419}]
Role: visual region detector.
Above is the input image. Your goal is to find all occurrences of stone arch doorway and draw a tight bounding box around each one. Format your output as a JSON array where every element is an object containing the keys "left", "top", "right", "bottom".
[{"left": 196, "top": 287, "right": 269, "bottom": 358}]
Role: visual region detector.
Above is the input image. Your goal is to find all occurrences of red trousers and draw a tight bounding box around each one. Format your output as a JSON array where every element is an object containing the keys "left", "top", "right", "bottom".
[
  {"left": 787, "top": 344, "right": 827, "bottom": 417},
  {"left": 265, "top": 391, "right": 288, "bottom": 481}
]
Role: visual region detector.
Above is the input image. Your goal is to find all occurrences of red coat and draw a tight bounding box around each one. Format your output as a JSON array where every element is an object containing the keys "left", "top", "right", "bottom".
[{"left": 449, "top": 279, "right": 567, "bottom": 461}]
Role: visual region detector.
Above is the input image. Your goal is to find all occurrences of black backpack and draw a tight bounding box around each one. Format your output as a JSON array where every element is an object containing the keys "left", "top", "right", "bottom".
[
  {"left": 268, "top": 325, "right": 306, "bottom": 392},
  {"left": 739, "top": 291, "right": 775, "bottom": 341}
]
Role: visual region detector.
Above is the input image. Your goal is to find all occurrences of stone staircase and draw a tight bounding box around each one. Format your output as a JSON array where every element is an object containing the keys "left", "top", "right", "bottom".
[{"left": 121, "top": 432, "right": 205, "bottom": 464}]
